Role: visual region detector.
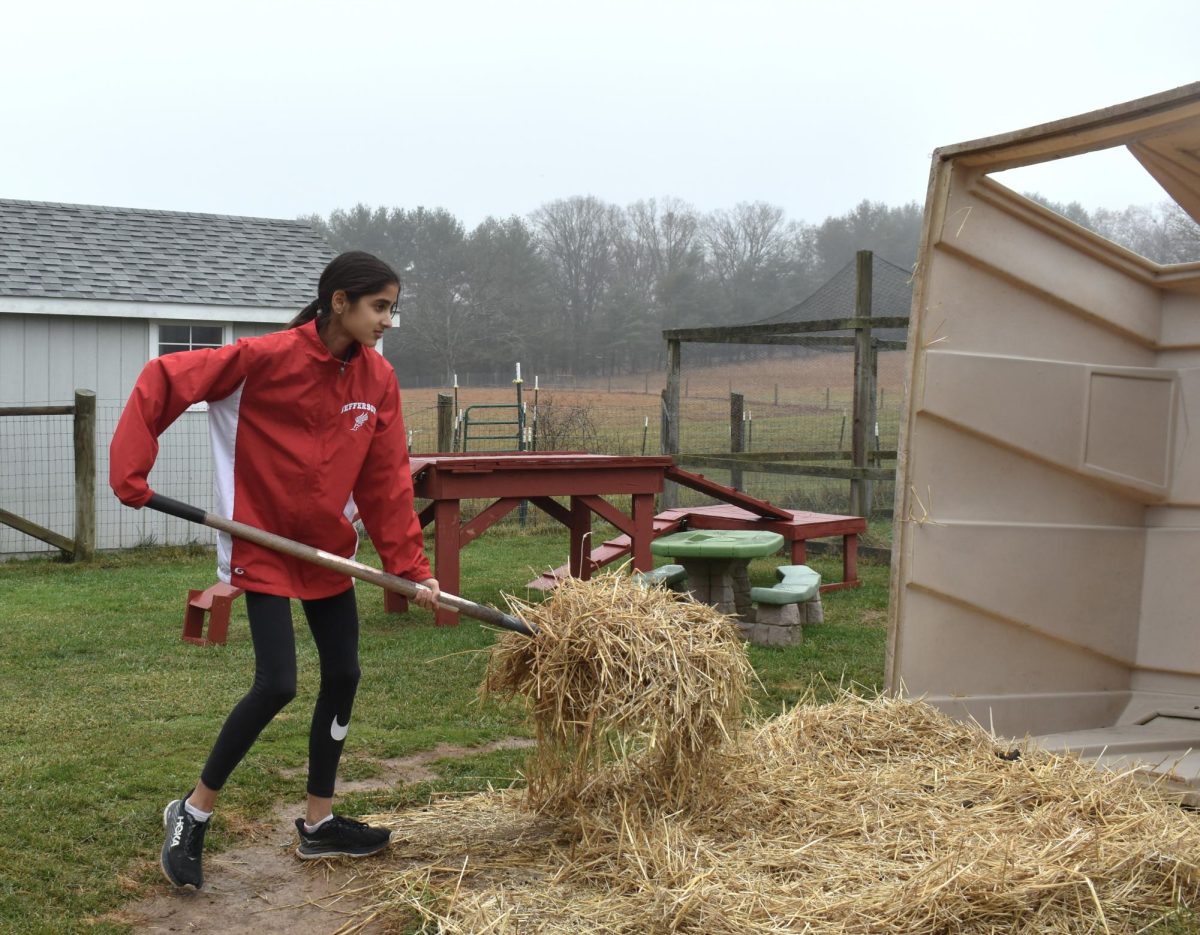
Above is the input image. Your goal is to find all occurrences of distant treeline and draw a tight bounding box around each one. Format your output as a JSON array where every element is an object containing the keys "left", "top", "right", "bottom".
[
  {"left": 306, "top": 194, "right": 1197, "bottom": 385},
  {"left": 1026, "top": 196, "right": 1200, "bottom": 266}
]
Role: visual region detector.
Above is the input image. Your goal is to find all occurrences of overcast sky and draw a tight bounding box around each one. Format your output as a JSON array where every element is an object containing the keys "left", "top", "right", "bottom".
[{"left": 3, "top": 0, "right": 1196, "bottom": 228}]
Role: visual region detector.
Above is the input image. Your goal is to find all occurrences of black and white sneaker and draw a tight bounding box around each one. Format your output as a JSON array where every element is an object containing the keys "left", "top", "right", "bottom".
[
  {"left": 294, "top": 815, "right": 391, "bottom": 859},
  {"left": 161, "top": 796, "right": 208, "bottom": 890}
]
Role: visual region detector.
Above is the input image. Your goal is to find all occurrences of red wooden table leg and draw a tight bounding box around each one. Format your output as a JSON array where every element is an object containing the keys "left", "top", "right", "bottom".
[
  {"left": 631, "top": 492, "right": 654, "bottom": 572},
  {"left": 791, "top": 539, "right": 808, "bottom": 565},
  {"left": 434, "top": 498, "right": 461, "bottom": 626},
  {"left": 569, "top": 497, "right": 592, "bottom": 580},
  {"left": 843, "top": 533, "right": 859, "bottom": 586}
]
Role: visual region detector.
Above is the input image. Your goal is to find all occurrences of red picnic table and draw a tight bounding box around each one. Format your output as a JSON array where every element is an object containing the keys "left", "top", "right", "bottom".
[
  {"left": 179, "top": 454, "right": 866, "bottom": 641},
  {"left": 408, "top": 453, "right": 674, "bottom": 626},
  {"left": 405, "top": 454, "right": 866, "bottom": 626}
]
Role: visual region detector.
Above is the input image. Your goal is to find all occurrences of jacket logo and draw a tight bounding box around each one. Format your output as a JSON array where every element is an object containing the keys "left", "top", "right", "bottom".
[{"left": 342, "top": 402, "right": 376, "bottom": 432}]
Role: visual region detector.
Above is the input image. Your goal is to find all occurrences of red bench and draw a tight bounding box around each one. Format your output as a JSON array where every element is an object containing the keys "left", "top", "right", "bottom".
[{"left": 182, "top": 583, "right": 245, "bottom": 646}]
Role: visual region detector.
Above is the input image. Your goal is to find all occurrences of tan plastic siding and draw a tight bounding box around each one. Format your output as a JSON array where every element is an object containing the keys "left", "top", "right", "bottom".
[{"left": 890, "top": 140, "right": 1200, "bottom": 739}]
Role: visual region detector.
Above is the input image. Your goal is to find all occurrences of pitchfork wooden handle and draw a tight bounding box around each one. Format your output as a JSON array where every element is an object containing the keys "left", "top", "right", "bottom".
[{"left": 144, "top": 493, "right": 536, "bottom": 637}]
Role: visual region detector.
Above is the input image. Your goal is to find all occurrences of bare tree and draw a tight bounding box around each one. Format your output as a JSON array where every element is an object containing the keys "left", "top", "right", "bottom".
[
  {"left": 531, "top": 196, "right": 621, "bottom": 371},
  {"left": 1110, "top": 201, "right": 1200, "bottom": 264},
  {"left": 612, "top": 198, "right": 706, "bottom": 368},
  {"left": 1026, "top": 196, "right": 1200, "bottom": 265},
  {"left": 1165, "top": 202, "right": 1200, "bottom": 262},
  {"left": 705, "top": 202, "right": 787, "bottom": 280},
  {"left": 702, "top": 202, "right": 794, "bottom": 322}
]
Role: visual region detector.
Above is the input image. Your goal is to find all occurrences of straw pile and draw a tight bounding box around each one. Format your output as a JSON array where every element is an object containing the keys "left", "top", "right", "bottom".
[
  {"left": 482, "top": 573, "right": 752, "bottom": 811},
  {"left": 333, "top": 576, "right": 1200, "bottom": 934}
]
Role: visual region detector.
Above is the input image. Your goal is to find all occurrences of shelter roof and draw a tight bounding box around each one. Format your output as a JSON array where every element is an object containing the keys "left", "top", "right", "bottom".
[
  {"left": 0, "top": 198, "right": 334, "bottom": 308},
  {"left": 941, "top": 82, "right": 1200, "bottom": 229}
]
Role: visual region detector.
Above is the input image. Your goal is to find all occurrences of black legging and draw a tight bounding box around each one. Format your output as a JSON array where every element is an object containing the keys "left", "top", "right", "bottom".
[{"left": 199, "top": 587, "right": 361, "bottom": 798}]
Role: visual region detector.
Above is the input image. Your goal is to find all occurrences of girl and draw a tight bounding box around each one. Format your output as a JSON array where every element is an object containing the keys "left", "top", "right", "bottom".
[{"left": 111, "top": 250, "right": 440, "bottom": 890}]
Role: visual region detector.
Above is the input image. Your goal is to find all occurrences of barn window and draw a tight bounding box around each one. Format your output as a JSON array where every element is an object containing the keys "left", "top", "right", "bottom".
[{"left": 157, "top": 323, "right": 225, "bottom": 356}]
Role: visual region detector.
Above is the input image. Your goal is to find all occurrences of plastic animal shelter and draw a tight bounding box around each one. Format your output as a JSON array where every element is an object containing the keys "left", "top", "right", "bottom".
[{"left": 888, "top": 83, "right": 1200, "bottom": 797}]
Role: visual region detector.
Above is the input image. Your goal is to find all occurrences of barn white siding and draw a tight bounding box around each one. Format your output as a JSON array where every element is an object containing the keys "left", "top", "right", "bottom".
[{"left": 1, "top": 313, "right": 284, "bottom": 555}]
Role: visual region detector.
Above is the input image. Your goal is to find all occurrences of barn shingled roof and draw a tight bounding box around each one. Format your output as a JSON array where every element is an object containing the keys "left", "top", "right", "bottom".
[
  {"left": 752, "top": 254, "right": 914, "bottom": 343},
  {"left": 0, "top": 199, "right": 334, "bottom": 308}
]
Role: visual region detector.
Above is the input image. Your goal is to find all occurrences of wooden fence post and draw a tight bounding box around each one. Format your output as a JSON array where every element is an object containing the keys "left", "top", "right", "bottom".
[
  {"left": 452, "top": 375, "right": 460, "bottom": 450},
  {"left": 730, "top": 392, "right": 744, "bottom": 491},
  {"left": 662, "top": 338, "right": 681, "bottom": 509},
  {"left": 72, "top": 389, "right": 96, "bottom": 561},
  {"left": 851, "top": 251, "right": 874, "bottom": 517},
  {"left": 437, "top": 393, "right": 454, "bottom": 453}
]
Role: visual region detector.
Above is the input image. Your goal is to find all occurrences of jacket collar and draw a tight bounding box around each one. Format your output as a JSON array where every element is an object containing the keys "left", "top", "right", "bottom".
[{"left": 296, "top": 318, "right": 360, "bottom": 367}]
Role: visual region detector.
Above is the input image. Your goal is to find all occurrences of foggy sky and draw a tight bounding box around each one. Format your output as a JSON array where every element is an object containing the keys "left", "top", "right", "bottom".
[{"left": 4, "top": 0, "right": 1197, "bottom": 226}]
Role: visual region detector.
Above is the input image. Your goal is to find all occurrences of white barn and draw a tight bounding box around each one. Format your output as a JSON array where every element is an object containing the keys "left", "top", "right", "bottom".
[{"left": 0, "top": 198, "right": 334, "bottom": 555}]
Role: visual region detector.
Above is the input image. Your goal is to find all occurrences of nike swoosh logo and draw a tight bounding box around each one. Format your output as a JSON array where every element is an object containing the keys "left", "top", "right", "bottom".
[{"left": 330, "top": 716, "right": 349, "bottom": 741}]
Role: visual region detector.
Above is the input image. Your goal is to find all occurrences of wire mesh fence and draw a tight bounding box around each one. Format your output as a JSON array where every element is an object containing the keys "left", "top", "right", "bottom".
[
  {"left": 0, "top": 411, "right": 75, "bottom": 554},
  {"left": 400, "top": 345, "right": 903, "bottom": 533},
  {"left": 3, "top": 350, "right": 902, "bottom": 557},
  {"left": 673, "top": 343, "right": 902, "bottom": 517},
  {"left": 1, "top": 402, "right": 218, "bottom": 557}
]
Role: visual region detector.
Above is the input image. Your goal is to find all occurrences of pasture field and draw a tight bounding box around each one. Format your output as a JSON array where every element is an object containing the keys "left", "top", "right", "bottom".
[
  {"left": 398, "top": 351, "right": 907, "bottom": 454},
  {"left": 0, "top": 530, "right": 888, "bottom": 934},
  {"left": 398, "top": 352, "right": 905, "bottom": 519}
]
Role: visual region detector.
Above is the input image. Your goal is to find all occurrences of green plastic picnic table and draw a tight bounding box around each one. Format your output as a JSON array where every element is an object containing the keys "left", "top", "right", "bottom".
[
  {"left": 651, "top": 530, "right": 784, "bottom": 618},
  {"left": 651, "top": 530, "right": 785, "bottom": 559}
]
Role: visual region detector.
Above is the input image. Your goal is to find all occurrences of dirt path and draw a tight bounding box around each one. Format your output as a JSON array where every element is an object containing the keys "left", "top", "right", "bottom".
[{"left": 113, "top": 738, "right": 535, "bottom": 934}]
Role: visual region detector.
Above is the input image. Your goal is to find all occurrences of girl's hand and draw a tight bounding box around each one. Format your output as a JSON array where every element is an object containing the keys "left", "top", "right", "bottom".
[{"left": 412, "top": 577, "right": 441, "bottom": 611}]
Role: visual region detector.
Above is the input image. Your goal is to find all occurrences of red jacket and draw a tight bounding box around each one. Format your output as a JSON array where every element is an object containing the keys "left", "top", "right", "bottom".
[{"left": 110, "top": 320, "right": 432, "bottom": 599}]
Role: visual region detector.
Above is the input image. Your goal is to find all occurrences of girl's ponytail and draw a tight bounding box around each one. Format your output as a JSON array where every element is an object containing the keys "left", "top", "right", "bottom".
[{"left": 288, "top": 298, "right": 323, "bottom": 329}]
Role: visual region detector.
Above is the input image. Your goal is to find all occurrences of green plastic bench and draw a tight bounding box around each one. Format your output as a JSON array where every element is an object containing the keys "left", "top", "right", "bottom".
[
  {"left": 632, "top": 564, "right": 688, "bottom": 589},
  {"left": 750, "top": 564, "right": 821, "bottom": 605}
]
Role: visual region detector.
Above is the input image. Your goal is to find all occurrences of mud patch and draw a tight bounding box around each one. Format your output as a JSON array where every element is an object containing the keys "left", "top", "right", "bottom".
[
  {"left": 117, "top": 738, "right": 535, "bottom": 933},
  {"left": 340, "top": 736, "right": 536, "bottom": 788},
  {"left": 114, "top": 808, "right": 384, "bottom": 934}
]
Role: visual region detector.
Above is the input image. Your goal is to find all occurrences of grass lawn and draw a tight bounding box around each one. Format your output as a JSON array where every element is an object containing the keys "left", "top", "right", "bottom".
[{"left": 0, "top": 531, "right": 1192, "bottom": 934}]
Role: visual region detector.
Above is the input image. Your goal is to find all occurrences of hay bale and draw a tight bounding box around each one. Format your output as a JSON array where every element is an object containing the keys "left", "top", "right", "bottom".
[{"left": 483, "top": 574, "right": 752, "bottom": 811}]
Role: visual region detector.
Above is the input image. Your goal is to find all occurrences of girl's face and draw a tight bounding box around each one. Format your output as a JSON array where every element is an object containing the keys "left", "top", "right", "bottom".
[{"left": 332, "top": 284, "right": 399, "bottom": 348}]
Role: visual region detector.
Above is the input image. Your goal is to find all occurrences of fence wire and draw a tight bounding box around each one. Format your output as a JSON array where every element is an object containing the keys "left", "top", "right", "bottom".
[
  {"left": 4, "top": 357, "right": 901, "bottom": 557},
  {"left": 673, "top": 342, "right": 902, "bottom": 516},
  {"left": 2, "top": 404, "right": 219, "bottom": 557},
  {"left": 0, "top": 412, "right": 74, "bottom": 554}
]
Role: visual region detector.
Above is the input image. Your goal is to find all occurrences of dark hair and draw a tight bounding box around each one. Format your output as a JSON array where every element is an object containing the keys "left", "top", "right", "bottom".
[{"left": 288, "top": 250, "right": 401, "bottom": 328}]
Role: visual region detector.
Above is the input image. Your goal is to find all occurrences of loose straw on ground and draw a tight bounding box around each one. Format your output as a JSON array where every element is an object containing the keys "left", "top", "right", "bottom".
[{"left": 330, "top": 575, "right": 1200, "bottom": 934}]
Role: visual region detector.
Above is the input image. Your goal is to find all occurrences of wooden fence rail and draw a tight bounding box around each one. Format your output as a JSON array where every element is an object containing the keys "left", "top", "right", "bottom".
[{"left": 676, "top": 453, "right": 895, "bottom": 482}]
